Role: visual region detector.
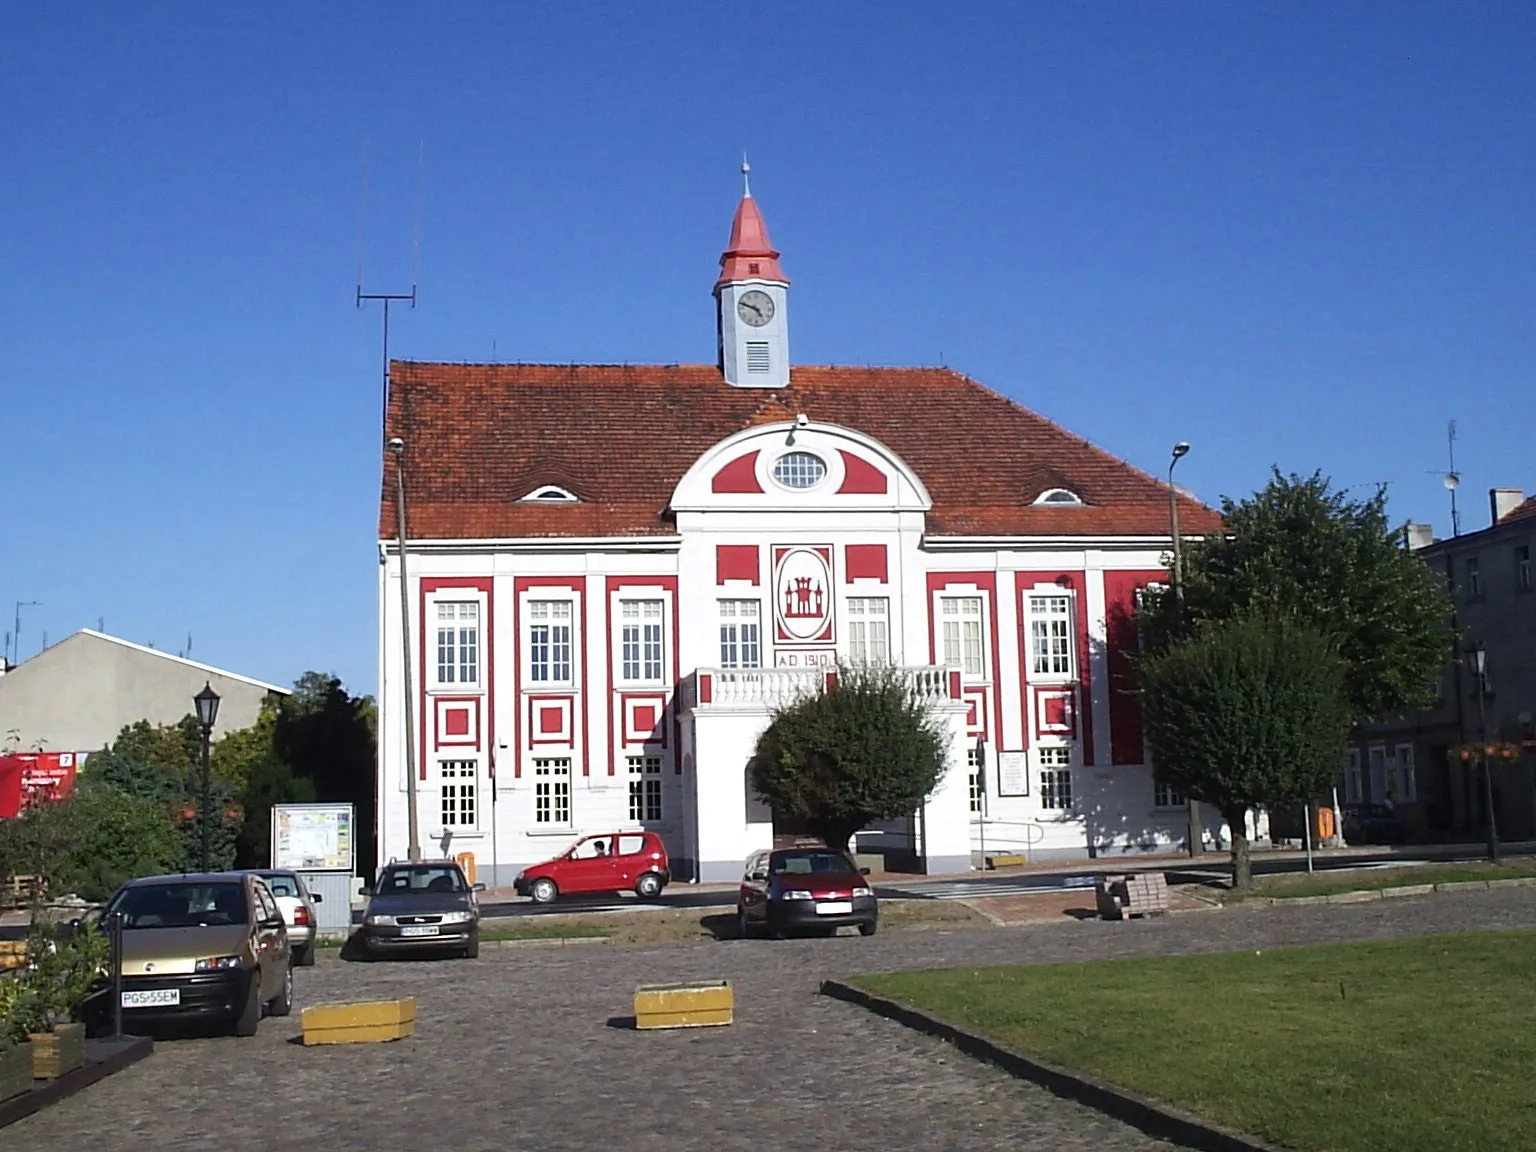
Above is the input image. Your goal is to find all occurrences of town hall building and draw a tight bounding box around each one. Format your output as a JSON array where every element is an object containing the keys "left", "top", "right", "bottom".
[{"left": 375, "top": 177, "right": 1225, "bottom": 885}]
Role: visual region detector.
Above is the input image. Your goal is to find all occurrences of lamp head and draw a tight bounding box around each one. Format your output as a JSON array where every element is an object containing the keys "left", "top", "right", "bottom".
[
  {"left": 1469, "top": 645, "right": 1486, "bottom": 675},
  {"left": 387, "top": 437, "right": 405, "bottom": 455},
  {"left": 193, "top": 680, "right": 221, "bottom": 732},
  {"left": 1443, "top": 472, "right": 1460, "bottom": 491},
  {"left": 1171, "top": 442, "right": 1191, "bottom": 460}
]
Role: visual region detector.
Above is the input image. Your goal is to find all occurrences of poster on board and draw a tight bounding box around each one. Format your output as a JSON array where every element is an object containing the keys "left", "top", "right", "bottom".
[
  {"left": 271, "top": 803, "right": 355, "bottom": 872},
  {"left": 996, "top": 751, "right": 1030, "bottom": 797}
]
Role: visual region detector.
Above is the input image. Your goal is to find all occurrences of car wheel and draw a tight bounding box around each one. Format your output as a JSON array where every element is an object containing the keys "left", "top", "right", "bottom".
[
  {"left": 635, "top": 872, "right": 664, "bottom": 900},
  {"left": 233, "top": 975, "right": 262, "bottom": 1037},
  {"left": 295, "top": 943, "right": 316, "bottom": 968},
  {"left": 858, "top": 919, "right": 878, "bottom": 937},
  {"left": 464, "top": 929, "right": 480, "bottom": 960},
  {"left": 530, "top": 878, "right": 558, "bottom": 905},
  {"left": 267, "top": 962, "right": 294, "bottom": 1017},
  {"left": 736, "top": 906, "right": 757, "bottom": 940}
]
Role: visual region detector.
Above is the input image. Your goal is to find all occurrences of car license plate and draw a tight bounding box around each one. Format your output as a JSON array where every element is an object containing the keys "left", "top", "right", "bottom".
[
  {"left": 122, "top": 988, "right": 180, "bottom": 1008},
  {"left": 815, "top": 901, "right": 853, "bottom": 915},
  {"left": 399, "top": 925, "right": 439, "bottom": 937}
]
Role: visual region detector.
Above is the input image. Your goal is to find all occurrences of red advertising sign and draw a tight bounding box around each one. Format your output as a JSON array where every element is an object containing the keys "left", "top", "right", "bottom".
[{"left": 0, "top": 752, "right": 83, "bottom": 818}]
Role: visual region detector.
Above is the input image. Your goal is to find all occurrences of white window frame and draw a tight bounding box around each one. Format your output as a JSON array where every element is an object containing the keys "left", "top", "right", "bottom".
[
  {"left": 718, "top": 600, "right": 762, "bottom": 670},
  {"left": 627, "top": 755, "right": 663, "bottom": 823},
  {"left": 432, "top": 600, "right": 482, "bottom": 687},
  {"left": 1366, "top": 744, "right": 1387, "bottom": 804},
  {"left": 1153, "top": 776, "right": 1184, "bottom": 809},
  {"left": 1344, "top": 748, "right": 1363, "bottom": 804},
  {"left": 938, "top": 594, "right": 987, "bottom": 680},
  {"left": 1466, "top": 556, "right": 1483, "bottom": 600},
  {"left": 533, "top": 757, "right": 572, "bottom": 826},
  {"left": 1028, "top": 594, "right": 1075, "bottom": 680},
  {"left": 526, "top": 599, "right": 575, "bottom": 686},
  {"left": 1388, "top": 744, "right": 1417, "bottom": 803},
  {"left": 438, "top": 759, "right": 478, "bottom": 832},
  {"left": 1516, "top": 544, "right": 1532, "bottom": 593},
  {"left": 966, "top": 746, "right": 983, "bottom": 815},
  {"left": 846, "top": 597, "right": 890, "bottom": 665},
  {"left": 619, "top": 600, "right": 665, "bottom": 684},
  {"left": 1037, "top": 746, "right": 1074, "bottom": 813}
]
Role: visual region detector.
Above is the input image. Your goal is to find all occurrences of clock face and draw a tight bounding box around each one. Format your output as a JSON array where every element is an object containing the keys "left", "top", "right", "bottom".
[{"left": 736, "top": 290, "right": 775, "bottom": 327}]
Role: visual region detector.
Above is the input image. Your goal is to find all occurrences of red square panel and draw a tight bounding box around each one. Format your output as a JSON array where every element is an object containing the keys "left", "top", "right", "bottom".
[
  {"left": 621, "top": 694, "right": 669, "bottom": 747},
  {"left": 1037, "top": 689, "right": 1077, "bottom": 736},
  {"left": 433, "top": 697, "right": 480, "bottom": 749},
  {"left": 845, "top": 544, "right": 887, "bottom": 583},
  {"left": 528, "top": 696, "right": 574, "bottom": 746}
]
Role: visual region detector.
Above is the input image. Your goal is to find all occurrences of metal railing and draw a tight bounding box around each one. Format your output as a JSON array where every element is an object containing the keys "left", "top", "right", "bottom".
[
  {"left": 971, "top": 818, "right": 1048, "bottom": 863},
  {"left": 690, "top": 665, "right": 954, "bottom": 708}
]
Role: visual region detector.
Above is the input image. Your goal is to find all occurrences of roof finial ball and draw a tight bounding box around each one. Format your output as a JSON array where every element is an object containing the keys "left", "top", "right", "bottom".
[{"left": 741, "top": 153, "right": 751, "bottom": 199}]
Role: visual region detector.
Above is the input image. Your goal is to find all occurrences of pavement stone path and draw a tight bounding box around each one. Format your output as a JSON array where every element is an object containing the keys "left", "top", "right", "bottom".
[{"left": 10, "top": 887, "right": 1536, "bottom": 1152}]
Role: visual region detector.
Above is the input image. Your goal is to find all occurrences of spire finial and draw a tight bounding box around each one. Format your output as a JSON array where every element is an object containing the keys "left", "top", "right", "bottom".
[{"left": 741, "top": 152, "right": 751, "bottom": 198}]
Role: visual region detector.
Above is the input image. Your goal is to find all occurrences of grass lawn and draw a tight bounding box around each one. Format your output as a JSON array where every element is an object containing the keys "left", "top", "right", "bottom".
[
  {"left": 856, "top": 930, "right": 1536, "bottom": 1152},
  {"left": 480, "top": 922, "right": 615, "bottom": 942},
  {"left": 1226, "top": 858, "right": 1536, "bottom": 902}
]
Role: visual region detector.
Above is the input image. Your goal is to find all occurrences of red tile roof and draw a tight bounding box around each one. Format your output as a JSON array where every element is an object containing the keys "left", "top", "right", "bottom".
[
  {"left": 379, "top": 363, "right": 1224, "bottom": 542},
  {"left": 1498, "top": 495, "right": 1536, "bottom": 525}
]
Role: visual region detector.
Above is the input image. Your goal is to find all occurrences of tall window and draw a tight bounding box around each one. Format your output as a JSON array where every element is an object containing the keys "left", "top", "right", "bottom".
[
  {"left": 1029, "top": 595, "right": 1073, "bottom": 678},
  {"left": 1038, "top": 746, "right": 1073, "bottom": 811},
  {"left": 528, "top": 601, "right": 573, "bottom": 683},
  {"left": 940, "top": 596, "right": 984, "bottom": 677},
  {"left": 1154, "top": 777, "right": 1184, "bottom": 809},
  {"left": 847, "top": 598, "right": 890, "bottom": 665},
  {"left": 436, "top": 602, "right": 479, "bottom": 685},
  {"left": 1367, "top": 745, "right": 1387, "bottom": 804},
  {"left": 439, "top": 760, "right": 477, "bottom": 830},
  {"left": 967, "top": 746, "right": 982, "bottom": 814},
  {"left": 1388, "top": 744, "right": 1418, "bottom": 803},
  {"left": 621, "top": 601, "right": 664, "bottom": 682},
  {"left": 1465, "top": 557, "right": 1483, "bottom": 600},
  {"left": 1517, "top": 545, "right": 1532, "bottom": 593},
  {"left": 533, "top": 758, "right": 571, "bottom": 825},
  {"left": 1344, "top": 748, "right": 1363, "bottom": 803},
  {"left": 628, "top": 755, "right": 663, "bottom": 823},
  {"left": 718, "top": 601, "right": 761, "bottom": 669}
]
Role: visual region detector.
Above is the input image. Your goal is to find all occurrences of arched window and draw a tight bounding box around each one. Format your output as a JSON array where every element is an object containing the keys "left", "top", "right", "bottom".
[
  {"left": 1033, "top": 488, "right": 1084, "bottom": 506},
  {"left": 520, "top": 485, "right": 580, "bottom": 503}
]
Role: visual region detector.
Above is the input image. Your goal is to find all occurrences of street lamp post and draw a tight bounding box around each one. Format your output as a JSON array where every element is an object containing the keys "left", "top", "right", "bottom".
[
  {"left": 390, "top": 437, "right": 423, "bottom": 862},
  {"left": 193, "top": 682, "right": 221, "bottom": 872},
  {"left": 1470, "top": 644, "right": 1499, "bottom": 863},
  {"left": 1168, "top": 441, "right": 1201, "bottom": 857}
]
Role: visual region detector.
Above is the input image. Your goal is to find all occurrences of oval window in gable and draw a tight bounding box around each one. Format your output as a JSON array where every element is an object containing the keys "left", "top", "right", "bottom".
[{"left": 772, "top": 451, "right": 827, "bottom": 490}]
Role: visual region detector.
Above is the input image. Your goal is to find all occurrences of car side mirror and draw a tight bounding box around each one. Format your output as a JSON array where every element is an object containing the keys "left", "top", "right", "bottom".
[
  {"left": 311, "top": 892, "right": 323, "bottom": 903},
  {"left": 472, "top": 882, "right": 486, "bottom": 892},
  {"left": 262, "top": 915, "right": 284, "bottom": 929},
  {"left": 751, "top": 870, "right": 768, "bottom": 882}
]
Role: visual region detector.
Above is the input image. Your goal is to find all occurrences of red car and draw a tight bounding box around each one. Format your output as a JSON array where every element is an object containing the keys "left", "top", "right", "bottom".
[
  {"left": 737, "top": 847, "right": 878, "bottom": 938},
  {"left": 514, "top": 832, "right": 671, "bottom": 904}
]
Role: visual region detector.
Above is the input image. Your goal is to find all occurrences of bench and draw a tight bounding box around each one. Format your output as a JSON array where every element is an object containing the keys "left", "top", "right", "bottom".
[{"left": 1095, "top": 872, "right": 1170, "bottom": 920}]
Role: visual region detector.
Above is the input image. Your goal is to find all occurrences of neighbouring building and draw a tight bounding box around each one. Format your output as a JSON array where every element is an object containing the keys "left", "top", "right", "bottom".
[
  {"left": 374, "top": 181, "right": 1229, "bottom": 885},
  {"left": 0, "top": 629, "right": 287, "bottom": 758},
  {"left": 1351, "top": 489, "right": 1536, "bottom": 837}
]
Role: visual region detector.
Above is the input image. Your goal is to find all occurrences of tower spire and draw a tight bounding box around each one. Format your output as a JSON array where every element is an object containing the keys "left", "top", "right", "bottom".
[{"left": 741, "top": 153, "right": 751, "bottom": 198}]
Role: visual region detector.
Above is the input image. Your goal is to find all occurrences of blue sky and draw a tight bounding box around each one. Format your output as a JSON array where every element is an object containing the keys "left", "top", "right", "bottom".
[{"left": 3, "top": 4, "right": 1531, "bottom": 696}]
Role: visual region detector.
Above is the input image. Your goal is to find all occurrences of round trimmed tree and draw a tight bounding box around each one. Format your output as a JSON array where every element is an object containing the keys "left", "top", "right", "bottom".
[{"left": 750, "top": 663, "right": 949, "bottom": 854}]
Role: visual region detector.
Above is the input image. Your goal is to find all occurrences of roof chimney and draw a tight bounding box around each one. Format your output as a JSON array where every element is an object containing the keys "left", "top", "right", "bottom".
[
  {"left": 1490, "top": 488, "right": 1525, "bottom": 525},
  {"left": 1405, "top": 523, "right": 1435, "bottom": 550}
]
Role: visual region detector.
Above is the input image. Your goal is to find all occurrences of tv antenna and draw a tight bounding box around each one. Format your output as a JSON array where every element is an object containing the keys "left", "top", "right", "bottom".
[
  {"left": 11, "top": 601, "right": 39, "bottom": 665},
  {"left": 357, "top": 138, "right": 423, "bottom": 438}
]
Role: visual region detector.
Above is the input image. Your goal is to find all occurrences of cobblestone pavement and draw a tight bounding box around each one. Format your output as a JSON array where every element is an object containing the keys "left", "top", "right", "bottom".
[{"left": 12, "top": 887, "right": 1536, "bottom": 1152}]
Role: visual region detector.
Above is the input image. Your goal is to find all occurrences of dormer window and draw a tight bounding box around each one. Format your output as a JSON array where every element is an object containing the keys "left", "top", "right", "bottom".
[
  {"left": 1034, "top": 488, "right": 1084, "bottom": 506},
  {"left": 520, "top": 485, "right": 580, "bottom": 503}
]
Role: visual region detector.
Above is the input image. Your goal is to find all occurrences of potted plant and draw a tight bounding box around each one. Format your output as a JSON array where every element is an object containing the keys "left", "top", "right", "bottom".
[
  {"left": 18, "top": 920, "right": 106, "bottom": 1080},
  {"left": 0, "top": 975, "right": 33, "bottom": 1102}
]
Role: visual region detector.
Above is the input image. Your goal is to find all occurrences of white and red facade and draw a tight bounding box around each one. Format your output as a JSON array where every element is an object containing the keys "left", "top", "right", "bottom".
[{"left": 375, "top": 185, "right": 1226, "bottom": 884}]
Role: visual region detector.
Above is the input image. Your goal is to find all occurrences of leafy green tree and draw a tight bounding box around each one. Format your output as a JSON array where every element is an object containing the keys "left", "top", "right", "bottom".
[
  {"left": 1142, "top": 470, "right": 1453, "bottom": 720},
  {"left": 212, "top": 697, "right": 282, "bottom": 792},
  {"left": 235, "top": 753, "right": 317, "bottom": 867},
  {"left": 106, "top": 717, "right": 201, "bottom": 775},
  {"left": 750, "top": 663, "right": 949, "bottom": 853},
  {"left": 1138, "top": 614, "right": 1354, "bottom": 888},
  {"left": 276, "top": 673, "right": 377, "bottom": 875}
]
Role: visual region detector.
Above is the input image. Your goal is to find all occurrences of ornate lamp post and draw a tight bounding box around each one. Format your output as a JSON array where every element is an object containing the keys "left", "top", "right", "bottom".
[
  {"left": 193, "top": 681, "right": 221, "bottom": 872},
  {"left": 1168, "top": 441, "right": 1201, "bottom": 857}
]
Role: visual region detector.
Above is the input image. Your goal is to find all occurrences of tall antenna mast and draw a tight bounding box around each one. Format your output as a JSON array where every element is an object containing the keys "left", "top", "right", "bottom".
[
  {"left": 356, "top": 138, "right": 422, "bottom": 440},
  {"left": 1443, "top": 420, "right": 1461, "bottom": 538}
]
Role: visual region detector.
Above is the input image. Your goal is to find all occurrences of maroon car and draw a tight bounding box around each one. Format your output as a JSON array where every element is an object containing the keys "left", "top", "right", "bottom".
[
  {"left": 514, "top": 831, "right": 670, "bottom": 904},
  {"left": 736, "top": 847, "right": 877, "bottom": 938}
]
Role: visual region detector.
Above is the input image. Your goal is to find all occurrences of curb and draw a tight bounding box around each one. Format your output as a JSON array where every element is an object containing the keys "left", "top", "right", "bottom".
[
  {"left": 821, "top": 980, "right": 1286, "bottom": 1152},
  {"left": 1232, "top": 874, "right": 1536, "bottom": 909}
]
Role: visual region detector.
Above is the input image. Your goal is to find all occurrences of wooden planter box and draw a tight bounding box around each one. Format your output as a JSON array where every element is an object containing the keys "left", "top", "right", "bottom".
[
  {"left": 29, "top": 1023, "right": 85, "bottom": 1080},
  {"left": 633, "top": 981, "right": 733, "bottom": 1030},
  {"left": 0, "top": 1043, "right": 31, "bottom": 1103}
]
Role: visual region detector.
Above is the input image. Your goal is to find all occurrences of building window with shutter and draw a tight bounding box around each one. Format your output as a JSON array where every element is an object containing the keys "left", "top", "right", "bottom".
[
  {"left": 439, "top": 760, "right": 478, "bottom": 830},
  {"left": 719, "top": 601, "right": 761, "bottom": 669},
  {"left": 847, "top": 598, "right": 890, "bottom": 664},
  {"left": 746, "top": 342, "right": 771, "bottom": 373},
  {"left": 940, "top": 596, "right": 984, "bottom": 678},
  {"left": 620, "top": 601, "right": 664, "bottom": 683},
  {"left": 628, "top": 755, "right": 663, "bottom": 823},
  {"left": 1038, "top": 746, "right": 1074, "bottom": 811},
  {"left": 533, "top": 758, "right": 571, "bottom": 825},
  {"left": 528, "top": 601, "right": 574, "bottom": 683},
  {"left": 435, "top": 602, "right": 479, "bottom": 685},
  {"left": 1029, "top": 595, "right": 1074, "bottom": 678}
]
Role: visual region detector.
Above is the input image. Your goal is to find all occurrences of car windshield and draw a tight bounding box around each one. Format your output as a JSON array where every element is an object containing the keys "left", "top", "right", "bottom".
[
  {"left": 108, "top": 882, "right": 248, "bottom": 929},
  {"left": 376, "top": 866, "right": 467, "bottom": 895},
  {"left": 257, "top": 874, "right": 300, "bottom": 898},
  {"left": 770, "top": 851, "right": 857, "bottom": 876}
]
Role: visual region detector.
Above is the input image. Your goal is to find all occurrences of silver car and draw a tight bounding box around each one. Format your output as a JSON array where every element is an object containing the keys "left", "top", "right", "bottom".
[{"left": 244, "top": 870, "right": 322, "bottom": 966}]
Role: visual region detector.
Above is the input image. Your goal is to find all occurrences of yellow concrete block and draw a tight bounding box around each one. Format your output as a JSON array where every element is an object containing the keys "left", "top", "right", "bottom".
[
  {"left": 986, "top": 854, "right": 1028, "bottom": 869},
  {"left": 301, "top": 997, "right": 417, "bottom": 1032},
  {"left": 633, "top": 980, "right": 733, "bottom": 1029},
  {"left": 302, "top": 1019, "right": 416, "bottom": 1046}
]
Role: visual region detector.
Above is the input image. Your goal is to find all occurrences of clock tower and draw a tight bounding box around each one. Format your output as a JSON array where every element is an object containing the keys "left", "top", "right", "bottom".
[{"left": 716, "top": 160, "right": 789, "bottom": 389}]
